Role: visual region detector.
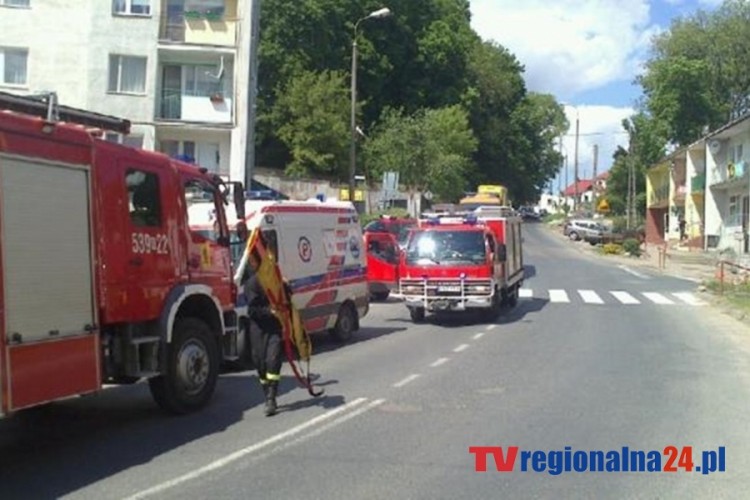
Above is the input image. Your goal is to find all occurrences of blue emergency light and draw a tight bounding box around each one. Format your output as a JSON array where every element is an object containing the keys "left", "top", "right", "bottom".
[
  {"left": 425, "top": 217, "right": 441, "bottom": 226},
  {"left": 463, "top": 214, "right": 478, "bottom": 225}
]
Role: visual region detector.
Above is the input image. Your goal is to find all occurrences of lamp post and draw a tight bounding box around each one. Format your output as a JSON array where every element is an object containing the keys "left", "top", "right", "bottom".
[{"left": 349, "top": 7, "right": 391, "bottom": 206}]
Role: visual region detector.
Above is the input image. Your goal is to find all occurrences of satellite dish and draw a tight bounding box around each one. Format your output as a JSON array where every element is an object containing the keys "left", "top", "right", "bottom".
[{"left": 709, "top": 139, "right": 722, "bottom": 156}]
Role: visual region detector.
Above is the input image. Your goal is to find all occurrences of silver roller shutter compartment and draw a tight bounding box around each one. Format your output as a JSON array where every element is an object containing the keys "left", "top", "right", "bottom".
[{"left": 1, "top": 156, "right": 95, "bottom": 343}]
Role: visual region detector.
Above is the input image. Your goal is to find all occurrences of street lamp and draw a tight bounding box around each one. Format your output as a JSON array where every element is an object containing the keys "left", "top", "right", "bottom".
[{"left": 349, "top": 7, "right": 391, "bottom": 207}]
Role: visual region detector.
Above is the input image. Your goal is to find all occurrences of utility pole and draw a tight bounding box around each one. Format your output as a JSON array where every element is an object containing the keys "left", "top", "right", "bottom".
[
  {"left": 243, "top": 0, "right": 261, "bottom": 190},
  {"left": 592, "top": 144, "right": 598, "bottom": 182},
  {"left": 574, "top": 114, "right": 580, "bottom": 212}
]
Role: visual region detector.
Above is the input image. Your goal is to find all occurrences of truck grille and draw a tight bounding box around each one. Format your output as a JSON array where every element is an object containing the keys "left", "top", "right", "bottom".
[{"left": 400, "top": 279, "right": 493, "bottom": 297}]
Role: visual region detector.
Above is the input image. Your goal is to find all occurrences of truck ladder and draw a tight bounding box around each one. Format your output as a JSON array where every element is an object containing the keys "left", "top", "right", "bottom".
[{"left": 0, "top": 90, "right": 131, "bottom": 135}]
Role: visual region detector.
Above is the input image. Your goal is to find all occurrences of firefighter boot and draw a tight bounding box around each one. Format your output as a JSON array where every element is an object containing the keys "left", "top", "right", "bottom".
[{"left": 264, "top": 382, "right": 278, "bottom": 417}]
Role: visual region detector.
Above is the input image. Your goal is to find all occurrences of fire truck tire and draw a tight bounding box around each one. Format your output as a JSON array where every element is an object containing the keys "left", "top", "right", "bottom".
[
  {"left": 330, "top": 302, "right": 357, "bottom": 342},
  {"left": 149, "top": 318, "right": 220, "bottom": 415},
  {"left": 372, "top": 291, "right": 390, "bottom": 301},
  {"left": 409, "top": 307, "right": 426, "bottom": 323}
]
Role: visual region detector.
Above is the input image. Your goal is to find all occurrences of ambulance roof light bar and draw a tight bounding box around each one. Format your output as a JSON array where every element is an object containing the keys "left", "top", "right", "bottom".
[{"left": 0, "top": 90, "right": 131, "bottom": 135}]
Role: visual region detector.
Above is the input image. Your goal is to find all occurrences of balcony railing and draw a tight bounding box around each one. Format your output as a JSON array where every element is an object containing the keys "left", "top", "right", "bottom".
[
  {"left": 157, "top": 87, "right": 233, "bottom": 123},
  {"left": 159, "top": 10, "right": 238, "bottom": 46}
]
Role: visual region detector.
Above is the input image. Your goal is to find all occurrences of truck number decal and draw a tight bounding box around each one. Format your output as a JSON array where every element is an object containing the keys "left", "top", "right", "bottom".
[{"left": 132, "top": 233, "right": 169, "bottom": 255}]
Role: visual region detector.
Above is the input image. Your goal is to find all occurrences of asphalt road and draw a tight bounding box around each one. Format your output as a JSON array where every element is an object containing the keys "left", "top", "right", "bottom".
[{"left": 2, "top": 223, "right": 749, "bottom": 499}]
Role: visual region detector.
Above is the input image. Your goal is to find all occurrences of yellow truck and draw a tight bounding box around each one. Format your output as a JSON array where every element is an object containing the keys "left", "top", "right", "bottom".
[{"left": 459, "top": 184, "right": 509, "bottom": 210}]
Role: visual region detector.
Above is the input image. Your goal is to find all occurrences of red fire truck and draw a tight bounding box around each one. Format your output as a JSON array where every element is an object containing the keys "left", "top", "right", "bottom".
[
  {"left": 394, "top": 212, "right": 524, "bottom": 322},
  {"left": 0, "top": 92, "right": 248, "bottom": 416}
]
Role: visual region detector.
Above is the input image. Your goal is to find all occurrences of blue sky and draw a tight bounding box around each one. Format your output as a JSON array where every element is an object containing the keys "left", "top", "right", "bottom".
[{"left": 468, "top": 0, "right": 724, "bottom": 191}]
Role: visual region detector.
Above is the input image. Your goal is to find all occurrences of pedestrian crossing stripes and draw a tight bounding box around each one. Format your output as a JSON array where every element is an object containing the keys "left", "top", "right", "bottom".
[{"left": 518, "top": 288, "right": 707, "bottom": 306}]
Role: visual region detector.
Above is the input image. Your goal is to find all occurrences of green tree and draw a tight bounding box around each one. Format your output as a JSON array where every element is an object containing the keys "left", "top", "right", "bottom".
[
  {"left": 605, "top": 113, "right": 667, "bottom": 219},
  {"left": 363, "top": 105, "right": 477, "bottom": 202},
  {"left": 274, "top": 70, "right": 352, "bottom": 178},
  {"left": 639, "top": 0, "right": 750, "bottom": 145}
]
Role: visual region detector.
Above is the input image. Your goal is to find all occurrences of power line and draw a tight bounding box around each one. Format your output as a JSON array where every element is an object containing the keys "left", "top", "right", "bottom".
[{"left": 562, "top": 131, "right": 629, "bottom": 137}]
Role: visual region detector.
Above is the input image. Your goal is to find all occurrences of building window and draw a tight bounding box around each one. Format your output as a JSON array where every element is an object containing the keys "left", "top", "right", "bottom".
[
  {"left": 108, "top": 55, "right": 147, "bottom": 94},
  {"left": 112, "top": 0, "right": 150, "bottom": 15},
  {"left": 126, "top": 169, "right": 161, "bottom": 227},
  {"left": 185, "top": 0, "right": 225, "bottom": 19},
  {"left": 105, "top": 132, "right": 144, "bottom": 149},
  {"left": 0, "top": 47, "right": 28, "bottom": 86},
  {"left": 1, "top": 0, "right": 30, "bottom": 7},
  {"left": 184, "top": 65, "right": 224, "bottom": 97}
]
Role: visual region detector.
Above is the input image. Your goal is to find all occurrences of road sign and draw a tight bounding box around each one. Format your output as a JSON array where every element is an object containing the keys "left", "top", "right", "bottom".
[{"left": 597, "top": 198, "right": 610, "bottom": 212}]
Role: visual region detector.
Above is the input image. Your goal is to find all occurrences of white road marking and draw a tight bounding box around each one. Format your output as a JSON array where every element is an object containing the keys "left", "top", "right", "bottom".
[
  {"left": 619, "top": 265, "right": 650, "bottom": 279},
  {"left": 472, "top": 333, "right": 485, "bottom": 340},
  {"left": 519, "top": 288, "right": 533, "bottom": 298},
  {"left": 453, "top": 344, "right": 470, "bottom": 353},
  {"left": 393, "top": 374, "right": 421, "bottom": 388},
  {"left": 486, "top": 324, "right": 497, "bottom": 330},
  {"left": 260, "top": 399, "right": 386, "bottom": 459},
  {"left": 125, "top": 398, "right": 370, "bottom": 499},
  {"left": 610, "top": 291, "right": 640, "bottom": 304},
  {"left": 549, "top": 289, "right": 570, "bottom": 303},
  {"left": 643, "top": 292, "right": 675, "bottom": 305},
  {"left": 430, "top": 357, "right": 450, "bottom": 367},
  {"left": 578, "top": 290, "right": 604, "bottom": 304},
  {"left": 672, "top": 292, "right": 707, "bottom": 306}
]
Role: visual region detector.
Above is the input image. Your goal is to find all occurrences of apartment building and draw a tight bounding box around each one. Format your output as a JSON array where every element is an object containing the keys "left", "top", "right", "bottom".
[{"left": 0, "top": 0, "right": 258, "bottom": 182}]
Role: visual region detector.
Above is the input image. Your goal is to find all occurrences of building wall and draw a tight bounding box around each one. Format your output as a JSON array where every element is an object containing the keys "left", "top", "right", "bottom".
[
  {"left": 1, "top": 0, "right": 254, "bottom": 183},
  {"left": 685, "top": 146, "right": 705, "bottom": 244}
]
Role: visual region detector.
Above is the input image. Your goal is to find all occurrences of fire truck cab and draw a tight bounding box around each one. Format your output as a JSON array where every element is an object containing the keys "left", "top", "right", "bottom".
[
  {"left": 395, "top": 212, "right": 524, "bottom": 322},
  {"left": 0, "top": 91, "right": 247, "bottom": 416}
]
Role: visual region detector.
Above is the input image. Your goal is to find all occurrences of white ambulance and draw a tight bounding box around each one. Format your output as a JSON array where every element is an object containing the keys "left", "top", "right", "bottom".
[{"left": 188, "top": 198, "right": 369, "bottom": 342}]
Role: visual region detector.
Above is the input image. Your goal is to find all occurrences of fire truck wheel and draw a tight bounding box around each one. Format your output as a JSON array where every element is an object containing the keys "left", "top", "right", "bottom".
[
  {"left": 409, "top": 307, "right": 426, "bottom": 323},
  {"left": 149, "top": 318, "right": 220, "bottom": 414},
  {"left": 372, "top": 291, "right": 390, "bottom": 301},
  {"left": 330, "top": 302, "right": 357, "bottom": 342}
]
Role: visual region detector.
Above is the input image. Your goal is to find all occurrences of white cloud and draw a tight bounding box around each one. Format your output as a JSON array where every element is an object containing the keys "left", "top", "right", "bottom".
[
  {"left": 552, "top": 105, "right": 634, "bottom": 191},
  {"left": 469, "top": 0, "right": 660, "bottom": 98}
]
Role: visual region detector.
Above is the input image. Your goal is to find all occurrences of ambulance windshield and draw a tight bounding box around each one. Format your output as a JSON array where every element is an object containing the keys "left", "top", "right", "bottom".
[{"left": 406, "top": 230, "right": 486, "bottom": 265}]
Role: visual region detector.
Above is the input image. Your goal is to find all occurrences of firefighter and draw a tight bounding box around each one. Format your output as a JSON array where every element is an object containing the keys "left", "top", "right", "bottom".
[{"left": 244, "top": 256, "right": 284, "bottom": 417}]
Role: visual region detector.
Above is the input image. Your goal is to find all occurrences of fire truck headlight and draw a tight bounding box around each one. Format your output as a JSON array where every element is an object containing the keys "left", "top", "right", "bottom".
[
  {"left": 404, "top": 285, "right": 420, "bottom": 293},
  {"left": 468, "top": 285, "right": 490, "bottom": 293}
]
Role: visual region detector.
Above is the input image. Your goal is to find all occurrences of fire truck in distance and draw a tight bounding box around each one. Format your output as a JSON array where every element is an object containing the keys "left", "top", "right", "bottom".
[
  {"left": 0, "top": 91, "right": 249, "bottom": 416},
  {"left": 394, "top": 209, "right": 524, "bottom": 323}
]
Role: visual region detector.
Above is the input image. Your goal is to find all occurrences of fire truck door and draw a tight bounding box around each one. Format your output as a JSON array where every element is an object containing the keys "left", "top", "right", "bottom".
[
  {"left": 183, "top": 176, "right": 232, "bottom": 303},
  {"left": 366, "top": 233, "right": 399, "bottom": 289}
]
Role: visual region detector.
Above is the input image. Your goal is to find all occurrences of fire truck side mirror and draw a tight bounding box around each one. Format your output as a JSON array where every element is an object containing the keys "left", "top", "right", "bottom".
[
  {"left": 236, "top": 221, "right": 249, "bottom": 242},
  {"left": 497, "top": 244, "right": 507, "bottom": 262},
  {"left": 233, "top": 182, "right": 246, "bottom": 220}
]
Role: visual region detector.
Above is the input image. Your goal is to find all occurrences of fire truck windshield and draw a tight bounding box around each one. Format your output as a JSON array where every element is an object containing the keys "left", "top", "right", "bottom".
[{"left": 406, "top": 230, "right": 486, "bottom": 265}]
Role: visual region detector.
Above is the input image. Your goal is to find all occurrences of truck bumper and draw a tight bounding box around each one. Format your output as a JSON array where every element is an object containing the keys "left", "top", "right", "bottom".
[{"left": 403, "top": 296, "right": 493, "bottom": 311}]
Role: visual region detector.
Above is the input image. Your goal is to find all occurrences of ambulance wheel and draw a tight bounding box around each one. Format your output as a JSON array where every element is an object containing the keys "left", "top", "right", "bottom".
[
  {"left": 330, "top": 303, "right": 357, "bottom": 342},
  {"left": 507, "top": 286, "right": 519, "bottom": 308},
  {"left": 409, "top": 307, "right": 426, "bottom": 323},
  {"left": 149, "top": 318, "right": 220, "bottom": 415}
]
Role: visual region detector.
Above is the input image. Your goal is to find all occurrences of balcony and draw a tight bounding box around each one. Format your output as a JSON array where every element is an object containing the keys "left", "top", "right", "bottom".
[
  {"left": 160, "top": 1, "right": 238, "bottom": 47},
  {"left": 709, "top": 161, "right": 748, "bottom": 188},
  {"left": 158, "top": 88, "right": 232, "bottom": 123},
  {"left": 691, "top": 173, "right": 705, "bottom": 194}
]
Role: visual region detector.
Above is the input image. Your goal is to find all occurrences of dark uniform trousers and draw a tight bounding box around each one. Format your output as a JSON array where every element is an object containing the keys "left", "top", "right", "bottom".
[{"left": 244, "top": 272, "right": 283, "bottom": 415}]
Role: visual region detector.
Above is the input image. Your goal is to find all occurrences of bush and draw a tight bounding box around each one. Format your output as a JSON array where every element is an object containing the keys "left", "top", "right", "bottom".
[
  {"left": 602, "top": 243, "right": 623, "bottom": 255},
  {"left": 622, "top": 238, "right": 641, "bottom": 256}
]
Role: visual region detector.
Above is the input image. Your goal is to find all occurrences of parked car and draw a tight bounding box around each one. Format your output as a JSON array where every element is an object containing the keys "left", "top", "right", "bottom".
[{"left": 563, "top": 219, "right": 604, "bottom": 241}]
